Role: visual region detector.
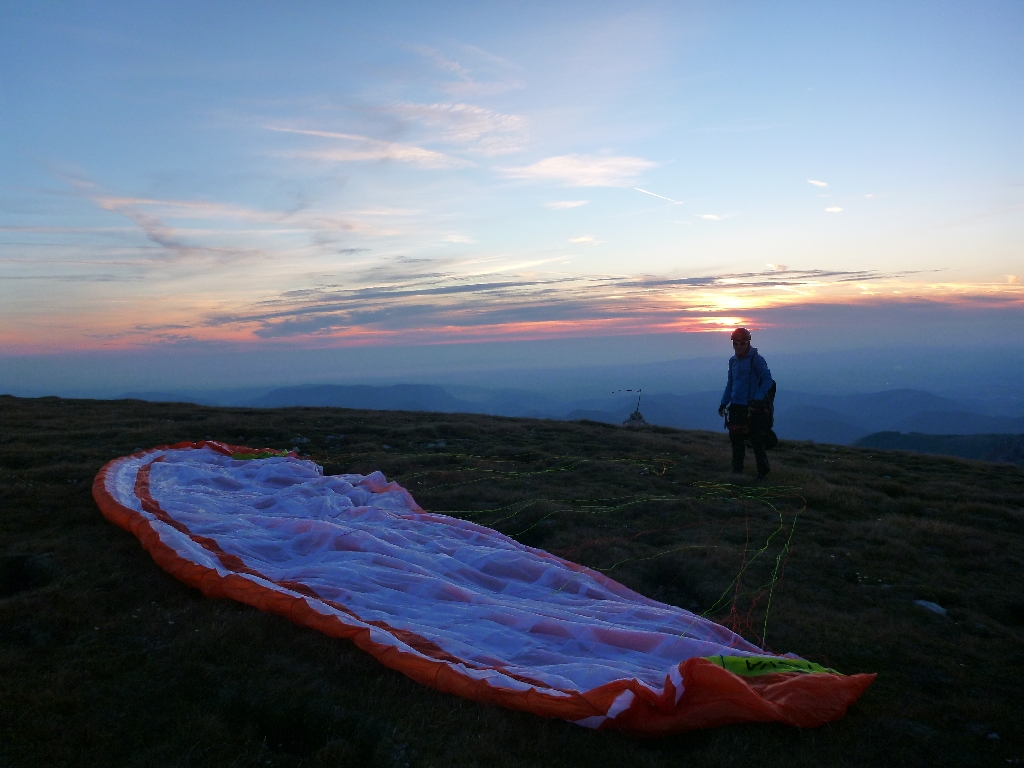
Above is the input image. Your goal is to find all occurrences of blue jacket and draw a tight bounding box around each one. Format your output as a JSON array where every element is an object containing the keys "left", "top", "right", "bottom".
[{"left": 720, "top": 348, "right": 774, "bottom": 407}]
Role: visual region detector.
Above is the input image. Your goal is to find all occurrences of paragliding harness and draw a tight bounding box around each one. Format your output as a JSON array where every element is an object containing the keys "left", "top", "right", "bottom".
[{"left": 724, "top": 361, "right": 778, "bottom": 450}]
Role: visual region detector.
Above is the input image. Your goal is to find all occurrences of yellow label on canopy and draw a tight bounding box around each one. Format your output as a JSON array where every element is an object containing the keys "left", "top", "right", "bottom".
[
  {"left": 231, "top": 450, "right": 290, "bottom": 460},
  {"left": 704, "top": 655, "right": 838, "bottom": 676}
]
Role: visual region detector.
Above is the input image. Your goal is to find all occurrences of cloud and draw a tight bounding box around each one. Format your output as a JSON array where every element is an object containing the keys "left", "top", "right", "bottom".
[
  {"left": 253, "top": 315, "right": 348, "bottom": 338},
  {"left": 0, "top": 225, "right": 135, "bottom": 234},
  {"left": 18, "top": 240, "right": 961, "bottom": 352},
  {"left": 545, "top": 201, "right": 589, "bottom": 210},
  {"left": 807, "top": 179, "right": 828, "bottom": 187},
  {"left": 409, "top": 44, "right": 473, "bottom": 80},
  {"left": 499, "top": 154, "right": 656, "bottom": 187},
  {"left": 64, "top": 173, "right": 413, "bottom": 271},
  {"left": 459, "top": 44, "right": 524, "bottom": 72},
  {"left": 382, "top": 102, "right": 526, "bottom": 156},
  {"left": 1008, "top": 275, "right": 1020, "bottom": 284},
  {"left": 825, "top": 207, "right": 843, "bottom": 213},
  {"left": 88, "top": 179, "right": 420, "bottom": 238},
  {"left": 191, "top": 263, "right": 912, "bottom": 343},
  {"left": 0, "top": 273, "right": 129, "bottom": 282},
  {"left": 408, "top": 44, "right": 524, "bottom": 97},
  {"left": 93, "top": 196, "right": 285, "bottom": 223},
  {"left": 33, "top": 171, "right": 981, "bottom": 353},
  {"left": 267, "top": 126, "right": 474, "bottom": 169},
  {"left": 91, "top": 197, "right": 191, "bottom": 251}
]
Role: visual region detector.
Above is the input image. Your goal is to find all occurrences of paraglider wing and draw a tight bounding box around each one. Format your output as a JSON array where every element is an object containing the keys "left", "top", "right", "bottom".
[{"left": 93, "top": 442, "right": 873, "bottom": 734}]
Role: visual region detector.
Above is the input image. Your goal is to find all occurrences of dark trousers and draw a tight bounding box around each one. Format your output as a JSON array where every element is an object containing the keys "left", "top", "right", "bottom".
[{"left": 728, "top": 405, "right": 770, "bottom": 475}]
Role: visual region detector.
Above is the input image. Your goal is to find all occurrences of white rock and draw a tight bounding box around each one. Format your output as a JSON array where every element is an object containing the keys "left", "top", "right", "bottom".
[{"left": 913, "top": 599, "right": 947, "bottom": 616}]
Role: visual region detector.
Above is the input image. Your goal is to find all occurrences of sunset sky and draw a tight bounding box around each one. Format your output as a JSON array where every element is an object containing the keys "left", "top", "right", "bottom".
[{"left": 1, "top": 1, "right": 1021, "bottom": 391}]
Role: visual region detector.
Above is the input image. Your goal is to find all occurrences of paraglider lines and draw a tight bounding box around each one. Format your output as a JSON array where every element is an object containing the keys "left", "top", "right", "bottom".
[{"left": 693, "top": 482, "right": 805, "bottom": 647}]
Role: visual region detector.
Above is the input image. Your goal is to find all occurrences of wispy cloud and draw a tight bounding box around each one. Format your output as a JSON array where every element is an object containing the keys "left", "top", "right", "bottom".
[
  {"left": 67, "top": 177, "right": 410, "bottom": 267},
  {"left": 409, "top": 44, "right": 473, "bottom": 80},
  {"left": 409, "top": 43, "right": 524, "bottom": 97},
  {"left": 544, "top": 200, "right": 589, "bottom": 210},
  {"left": 568, "top": 235, "right": 600, "bottom": 245},
  {"left": 12, "top": 230, "right": 1009, "bottom": 351},
  {"left": 499, "top": 154, "right": 656, "bottom": 187},
  {"left": 267, "top": 126, "right": 474, "bottom": 169},
  {"left": 0, "top": 273, "right": 131, "bottom": 282},
  {"left": 825, "top": 207, "right": 843, "bottom": 213},
  {"left": 0, "top": 225, "right": 136, "bottom": 234},
  {"left": 92, "top": 196, "right": 192, "bottom": 252},
  {"left": 381, "top": 102, "right": 526, "bottom": 156},
  {"left": 93, "top": 196, "right": 286, "bottom": 223},
  {"left": 695, "top": 214, "right": 721, "bottom": 221},
  {"left": 175, "top": 264, "right": 916, "bottom": 345},
  {"left": 807, "top": 179, "right": 828, "bottom": 187}
]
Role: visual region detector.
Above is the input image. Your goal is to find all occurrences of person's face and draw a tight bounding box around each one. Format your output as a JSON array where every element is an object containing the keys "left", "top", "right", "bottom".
[{"left": 732, "top": 338, "right": 750, "bottom": 357}]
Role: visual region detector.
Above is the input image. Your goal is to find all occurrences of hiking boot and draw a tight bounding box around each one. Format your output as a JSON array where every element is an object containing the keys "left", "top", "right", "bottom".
[{"left": 756, "top": 467, "right": 770, "bottom": 481}]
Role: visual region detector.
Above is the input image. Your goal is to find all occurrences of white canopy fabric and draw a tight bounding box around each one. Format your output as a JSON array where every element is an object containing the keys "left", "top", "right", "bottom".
[{"left": 94, "top": 442, "right": 873, "bottom": 734}]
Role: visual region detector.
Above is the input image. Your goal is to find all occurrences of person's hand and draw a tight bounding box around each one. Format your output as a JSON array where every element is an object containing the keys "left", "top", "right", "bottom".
[
  {"left": 749, "top": 399, "right": 765, "bottom": 412},
  {"left": 718, "top": 405, "right": 727, "bottom": 417}
]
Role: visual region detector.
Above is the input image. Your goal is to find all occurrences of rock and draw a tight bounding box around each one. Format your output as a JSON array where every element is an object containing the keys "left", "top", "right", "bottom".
[
  {"left": 622, "top": 410, "right": 647, "bottom": 427},
  {"left": 914, "top": 599, "right": 948, "bottom": 616}
]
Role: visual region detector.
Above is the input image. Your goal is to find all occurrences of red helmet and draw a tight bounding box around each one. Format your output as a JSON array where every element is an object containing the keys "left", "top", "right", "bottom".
[{"left": 730, "top": 327, "right": 751, "bottom": 342}]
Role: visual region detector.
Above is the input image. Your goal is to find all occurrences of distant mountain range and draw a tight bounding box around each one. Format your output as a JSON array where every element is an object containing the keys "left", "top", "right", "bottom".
[
  {"left": 119, "top": 384, "right": 1024, "bottom": 451},
  {"left": 251, "top": 384, "right": 469, "bottom": 412}
]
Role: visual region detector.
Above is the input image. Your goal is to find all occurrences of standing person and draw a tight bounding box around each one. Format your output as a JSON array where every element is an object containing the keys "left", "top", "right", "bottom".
[{"left": 717, "top": 328, "right": 774, "bottom": 479}]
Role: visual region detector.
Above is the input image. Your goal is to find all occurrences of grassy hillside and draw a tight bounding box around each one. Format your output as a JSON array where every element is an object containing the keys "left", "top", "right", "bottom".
[
  {"left": 855, "top": 431, "right": 1024, "bottom": 466},
  {"left": 1, "top": 395, "right": 1022, "bottom": 767}
]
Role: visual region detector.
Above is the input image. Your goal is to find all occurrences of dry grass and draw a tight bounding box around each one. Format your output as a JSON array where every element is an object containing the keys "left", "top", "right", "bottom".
[{"left": 1, "top": 394, "right": 1022, "bottom": 767}]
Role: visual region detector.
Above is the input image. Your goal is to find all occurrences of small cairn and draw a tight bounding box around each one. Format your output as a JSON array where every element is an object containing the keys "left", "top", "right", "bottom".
[
  {"left": 615, "top": 388, "right": 647, "bottom": 428},
  {"left": 623, "top": 409, "right": 648, "bottom": 427}
]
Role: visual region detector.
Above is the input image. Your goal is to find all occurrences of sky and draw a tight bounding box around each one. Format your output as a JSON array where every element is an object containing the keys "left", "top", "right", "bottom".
[{"left": 1, "top": 1, "right": 1022, "bottom": 394}]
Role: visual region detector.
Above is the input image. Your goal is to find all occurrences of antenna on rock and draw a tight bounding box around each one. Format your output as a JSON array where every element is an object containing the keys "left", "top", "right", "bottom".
[{"left": 613, "top": 388, "right": 646, "bottom": 427}]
